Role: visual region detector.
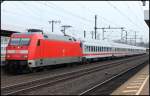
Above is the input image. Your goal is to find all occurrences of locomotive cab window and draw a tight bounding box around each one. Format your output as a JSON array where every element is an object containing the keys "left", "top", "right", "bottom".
[
  {"left": 10, "top": 38, "right": 30, "bottom": 46},
  {"left": 20, "top": 38, "right": 30, "bottom": 45},
  {"left": 9, "top": 38, "right": 20, "bottom": 45}
]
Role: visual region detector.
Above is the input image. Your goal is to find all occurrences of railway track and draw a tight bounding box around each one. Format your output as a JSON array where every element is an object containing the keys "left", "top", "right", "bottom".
[
  {"left": 1, "top": 54, "right": 148, "bottom": 95},
  {"left": 1, "top": 54, "right": 143, "bottom": 87},
  {"left": 79, "top": 60, "right": 149, "bottom": 95}
]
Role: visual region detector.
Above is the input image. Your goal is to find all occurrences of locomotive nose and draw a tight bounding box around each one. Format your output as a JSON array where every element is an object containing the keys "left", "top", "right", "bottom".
[{"left": 6, "top": 49, "right": 28, "bottom": 60}]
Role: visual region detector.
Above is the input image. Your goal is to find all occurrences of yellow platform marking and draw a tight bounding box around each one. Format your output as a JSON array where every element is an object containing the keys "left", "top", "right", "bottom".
[
  {"left": 137, "top": 78, "right": 146, "bottom": 80},
  {"left": 132, "top": 81, "right": 143, "bottom": 83},
  {"left": 129, "top": 83, "right": 142, "bottom": 85},
  {"left": 123, "top": 90, "right": 137, "bottom": 93},
  {"left": 126, "top": 86, "right": 140, "bottom": 88},
  {"left": 136, "top": 75, "right": 149, "bottom": 95}
]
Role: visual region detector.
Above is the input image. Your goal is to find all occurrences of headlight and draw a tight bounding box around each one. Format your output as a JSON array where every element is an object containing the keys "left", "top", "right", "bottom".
[{"left": 23, "top": 55, "right": 28, "bottom": 58}]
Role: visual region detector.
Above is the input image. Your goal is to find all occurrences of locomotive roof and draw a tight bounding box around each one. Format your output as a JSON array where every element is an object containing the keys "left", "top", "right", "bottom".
[
  {"left": 43, "top": 34, "right": 77, "bottom": 42},
  {"left": 12, "top": 33, "right": 78, "bottom": 42}
]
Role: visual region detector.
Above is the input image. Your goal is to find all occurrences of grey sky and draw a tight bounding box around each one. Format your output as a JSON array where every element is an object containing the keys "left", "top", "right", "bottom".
[{"left": 1, "top": 1, "right": 149, "bottom": 42}]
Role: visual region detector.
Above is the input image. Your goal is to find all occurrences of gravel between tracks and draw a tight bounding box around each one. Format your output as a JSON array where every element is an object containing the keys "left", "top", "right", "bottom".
[{"left": 13, "top": 55, "right": 149, "bottom": 95}]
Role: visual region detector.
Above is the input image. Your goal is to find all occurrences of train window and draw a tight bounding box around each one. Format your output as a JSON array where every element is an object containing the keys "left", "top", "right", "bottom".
[
  {"left": 84, "top": 45, "right": 86, "bottom": 52},
  {"left": 87, "top": 46, "right": 89, "bottom": 52},
  {"left": 92, "top": 46, "right": 94, "bottom": 52},
  {"left": 86, "top": 46, "right": 88, "bottom": 52},
  {"left": 93, "top": 46, "right": 94, "bottom": 52},
  {"left": 99, "top": 47, "right": 101, "bottom": 51},
  {"left": 96, "top": 46, "right": 98, "bottom": 52},
  {"left": 37, "top": 39, "right": 40, "bottom": 46},
  {"left": 20, "top": 38, "right": 30, "bottom": 45},
  {"left": 91, "top": 46, "right": 93, "bottom": 52},
  {"left": 96, "top": 46, "right": 97, "bottom": 52},
  {"left": 9, "top": 38, "right": 20, "bottom": 45},
  {"left": 90, "top": 46, "right": 92, "bottom": 52}
]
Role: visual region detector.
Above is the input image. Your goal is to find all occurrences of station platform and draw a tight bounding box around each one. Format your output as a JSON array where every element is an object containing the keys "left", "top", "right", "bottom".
[{"left": 111, "top": 64, "right": 149, "bottom": 95}]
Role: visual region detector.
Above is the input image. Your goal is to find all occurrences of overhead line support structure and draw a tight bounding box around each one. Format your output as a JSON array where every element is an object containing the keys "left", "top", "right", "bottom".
[
  {"left": 96, "top": 26, "right": 125, "bottom": 40},
  {"left": 48, "top": 20, "right": 61, "bottom": 32}
]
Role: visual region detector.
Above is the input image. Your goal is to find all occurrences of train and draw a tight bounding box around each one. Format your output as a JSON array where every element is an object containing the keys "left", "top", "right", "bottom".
[{"left": 5, "top": 31, "right": 146, "bottom": 73}]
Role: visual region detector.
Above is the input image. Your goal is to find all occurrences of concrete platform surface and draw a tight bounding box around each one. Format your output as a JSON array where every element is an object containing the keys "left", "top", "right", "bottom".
[{"left": 111, "top": 64, "right": 149, "bottom": 95}]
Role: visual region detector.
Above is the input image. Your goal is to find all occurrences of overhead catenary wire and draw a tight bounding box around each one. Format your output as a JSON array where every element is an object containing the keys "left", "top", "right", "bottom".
[
  {"left": 77, "top": 2, "right": 120, "bottom": 27},
  {"left": 41, "top": 1, "right": 93, "bottom": 35},
  {"left": 46, "top": 2, "right": 93, "bottom": 23},
  {"left": 36, "top": 2, "right": 92, "bottom": 29},
  {"left": 20, "top": 2, "right": 43, "bottom": 20},
  {"left": 106, "top": 1, "right": 145, "bottom": 31},
  {"left": 21, "top": 2, "right": 86, "bottom": 34},
  {"left": 2, "top": 10, "right": 43, "bottom": 28},
  {"left": 126, "top": 3, "right": 144, "bottom": 32},
  {"left": 76, "top": 2, "right": 125, "bottom": 40}
]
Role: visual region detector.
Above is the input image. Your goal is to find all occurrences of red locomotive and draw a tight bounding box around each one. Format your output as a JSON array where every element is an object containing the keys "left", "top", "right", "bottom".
[{"left": 5, "top": 29, "right": 146, "bottom": 73}]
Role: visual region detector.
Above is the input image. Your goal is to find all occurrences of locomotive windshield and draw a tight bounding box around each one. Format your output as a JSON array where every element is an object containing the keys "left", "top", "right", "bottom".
[{"left": 10, "top": 38, "right": 30, "bottom": 46}]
